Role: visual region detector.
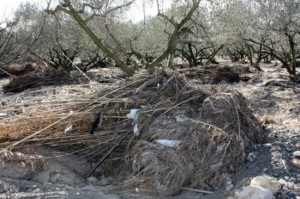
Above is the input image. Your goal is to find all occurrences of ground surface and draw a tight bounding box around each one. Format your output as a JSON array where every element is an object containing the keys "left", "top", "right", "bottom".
[{"left": 0, "top": 61, "right": 299, "bottom": 199}]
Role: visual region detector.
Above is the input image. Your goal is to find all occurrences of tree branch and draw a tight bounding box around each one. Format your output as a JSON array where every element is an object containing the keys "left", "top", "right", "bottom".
[
  {"left": 150, "top": 0, "right": 201, "bottom": 68},
  {"left": 104, "top": 24, "right": 128, "bottom": 55},
  {"left": 82, "top": 0, "right": 135, "bottom": 22},
  {"left": 157, "top": 13, "right": 177, "bottom": 26},
  {"left": 45, "top": 0, "right": 134, "bottom": 75}
]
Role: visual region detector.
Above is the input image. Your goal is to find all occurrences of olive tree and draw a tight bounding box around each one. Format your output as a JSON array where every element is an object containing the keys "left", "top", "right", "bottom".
[
  {"left": 12, "top": 1, "right": 108, "bottom": 72},
  {"left": 247, "top": 0, "right": 300, "bottom": 75},
  {"left": 209, "top": 0, "right": 262, "bottom": 64},
  {"left": 148, "top": 0, "right": 202, "bottom": 68},
  {"left": 46, "top": 0, "right": 136, "bottom": 75},
  {"left": 175, "top": 2, "right": 224, "bottom": 66},
  {"left": 0, "top": 19, "right": 19, "bottom": 65},
  {"left": 46, "top": 0, "right": 203, "bottom": 73},
  {"left": 0, "top": 9, "right": 42, "bottom": 76}
]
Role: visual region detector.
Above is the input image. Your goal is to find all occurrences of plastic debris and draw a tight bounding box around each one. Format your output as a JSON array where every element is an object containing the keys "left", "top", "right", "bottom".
[
  {"left": 126, "top": 109, "right": 140, "bottom": 136},
  {"left": 155, "top": 139, "right": 182, "bottom": 147},
  {"left": 126, "top": 109, "right": 140, "bottom": 120}
]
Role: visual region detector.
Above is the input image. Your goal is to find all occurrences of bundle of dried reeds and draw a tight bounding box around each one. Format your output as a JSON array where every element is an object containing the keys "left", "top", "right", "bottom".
[{"left": 0, "top": 68, "right": 265, "bottom": 196}]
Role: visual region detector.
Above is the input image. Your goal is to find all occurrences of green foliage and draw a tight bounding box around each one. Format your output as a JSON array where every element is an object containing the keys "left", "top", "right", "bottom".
[{"left": 7, "top": 0, "right": 299, "bottom": 75}]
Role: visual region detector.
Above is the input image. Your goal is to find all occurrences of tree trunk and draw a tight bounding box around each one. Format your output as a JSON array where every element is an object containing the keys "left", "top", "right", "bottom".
[
  {"left": 48, "top": 1, "right": 134, "bottom": 76},
  {"left": 246, "top": 38, "right": 296, "bottom": 75},
  {"left": 287, "top": 33, "right": 297, "bottom": 75},
  {"left": 207, "top": 44, "right": 224, "bottom": 63},
  {"left": 149, "top": 0, "right": 200, "bottom": 68}
]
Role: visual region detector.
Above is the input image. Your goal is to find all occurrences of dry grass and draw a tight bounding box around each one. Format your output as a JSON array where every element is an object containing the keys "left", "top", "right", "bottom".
[
  {"left": 124, "top": 89, "right": 264, "bottom": 196},
  {"left": 0, "top": 68, "right": 265, "bottom": 195}
]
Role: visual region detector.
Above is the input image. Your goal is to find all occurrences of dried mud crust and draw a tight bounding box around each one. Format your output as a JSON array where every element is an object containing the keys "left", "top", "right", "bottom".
[{"left": 0, "top": 62, "right": 299, "bottom": 199}]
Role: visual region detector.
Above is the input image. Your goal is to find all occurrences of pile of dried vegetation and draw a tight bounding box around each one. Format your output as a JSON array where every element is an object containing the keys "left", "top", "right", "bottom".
[{"left": 0, "top": 68, "right": 266, "bottom": 196}]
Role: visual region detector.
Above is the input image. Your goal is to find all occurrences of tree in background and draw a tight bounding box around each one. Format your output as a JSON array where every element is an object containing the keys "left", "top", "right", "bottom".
[
  {"left": 148, "top": 0, "right": 202, "bottom": 68},
  {"left": 0, "top": 7, "right": 41, "bottom": 66},
  {"left": 46, "top": 0, "right": 136, "bottom": 75},
  {"left": 247, "top": 0, "right": 300, "bottom": 75},
  {"left": 4, "top": 0, "right": 299, "bottom": 76},
  {"left": 45, "top": 0, "right": 203, "bottom": 72},
  {"left": 210, "top": 0, "right": 299, "bottom": 75}
]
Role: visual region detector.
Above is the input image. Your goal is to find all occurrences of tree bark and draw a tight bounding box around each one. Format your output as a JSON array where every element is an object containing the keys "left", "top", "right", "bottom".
[
  {"left": 149, "top": 0, "right": 200, "bottom": 68},
  {"left": 46, "top": 0, "right": 134, "bottom": 76},
  {"left": 286, "top": 33, "right": 297, "bottom": 75},
  {"left": 246, "top": 38, "right": 296, "bottom": 75}
]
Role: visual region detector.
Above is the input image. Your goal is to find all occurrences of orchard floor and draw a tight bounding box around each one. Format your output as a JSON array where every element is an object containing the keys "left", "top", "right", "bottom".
[{"left": 0, "top": 61, "right": 299, "bottom": 199}]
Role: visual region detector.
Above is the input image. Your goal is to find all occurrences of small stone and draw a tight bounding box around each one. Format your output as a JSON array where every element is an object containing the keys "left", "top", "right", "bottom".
[
  {"left": 87, "top": 176, "right": 98, "bottom": 185},
  {"left": 284, "top": 176, "right": 289, "bottom": 181},
  {"left": 0, "top": 113, "right": 8, "bottom": 118},
  {"left": 287, "top": 191, "right": 296, "bottom": 198},
  {"left": 296, "top": 174, "right": 300, "bottom": 183},
  {"left": 82, "top": 185, "right": 97, "bottom": 191},
  {"left": 286, "top": 181, "right": 295, "bottom": 189},
  {"left": 290, "top": 158, "right": 300, "bottom": 169},
  {"left": 226, "top": 184, "right": 234, "bottom": 191},
  {"left": 229, "top": 164, "right": 235, "bottom": 172},
  {"left": 250, "top": 175, "right": 280, "bottom": 193},
  {"left": 254, "top": 144, "right": 261, "bottom": 150},
  {"left": 246, "top": 152, "right": 256, "bottom": 162},
  {"left": 276, "top": 191, "right": 289, "bottom": 199},
  {"left": 226, "top": 180, "right": 232, "bottom": 186},
  {"left": 263, "top": 143, "right": 272, "bottom": 148},
  {"left": 33, "top": 188, "right": 42, "bottom": 192},
  {"left": 97, "top": 176, "right": 109, "bottom": 186},
  {"left": 119, "top": 195, "right": 126, "bottom": 199},
  {"left": 278, "top": 179, "right": 287, "bottom": 185},
  {"left": 274, "top": 190, "right": 283, "bottom": 197},
  {"left": 262, "top": 168, "right": 268, "bottom": 174},
  {"left": 293, "top": 151, "right": 300, "bottom": 158},
  {"left": 282, "top": 150, "right": 289, "bottom": 156},
  {"left": 238, "top": 185, "right": 273, "bottom": 199},
  {"left": 286, "top": 148, "right": 293, "bottom": 152},
  {"left": 289, "top": 177, "right": 296, "bottom": 182}
]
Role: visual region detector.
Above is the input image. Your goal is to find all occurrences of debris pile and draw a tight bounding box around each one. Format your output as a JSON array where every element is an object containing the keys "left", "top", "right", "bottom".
[
  {"left": 2, "top": 69, "right": 72, "bottom": 93},
  {"left": 125, "top": 90, "right": 265, "bottom": 195},
  {"left": 178, "top": 65, "right": 251, "bottom": 84},
  {"left": 0, "top": 68, "right": 266, "bottom": 195}
]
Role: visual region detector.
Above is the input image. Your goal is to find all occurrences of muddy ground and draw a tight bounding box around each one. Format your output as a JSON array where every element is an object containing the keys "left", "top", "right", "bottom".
[{"left": 0, "top": 61, "right": 299, "bottom": 199}]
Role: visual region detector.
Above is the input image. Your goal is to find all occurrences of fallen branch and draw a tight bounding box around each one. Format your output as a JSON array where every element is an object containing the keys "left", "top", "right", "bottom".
[
  {"left": 62, "top": 54, "right": 92, "bottom": 82},
  {"left": 181, "top": 187, "right": 213, "bottom": 194},
  {"left": 0, "top": 78, "right": 146, "bottom": 152},
  {"left": 85, "top": 129, "right": 132, "bottom": 177}
]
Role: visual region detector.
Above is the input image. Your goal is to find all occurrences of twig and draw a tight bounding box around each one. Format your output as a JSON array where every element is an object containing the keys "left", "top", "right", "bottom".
[
  {"left": 85, "top": 130, "right": 131, "bottom": 177},
  {"left": 282, "top": 159, "right": 291, "bottom": 175},
  {"left": 62, "top": 54, "right": 92, "bottom": 82},
  {"left": 159, "top": 75, "right": 175, "bottom": 92},
  {"left": 182, "top": 187, "right": 213, "bottom": 194},
  {"left": 0, "top": 66, "right": 16, "bottom": 77},
  {"left": 0, "top": 78, "right": 146, "bottom": 152},
  {"left": 231, "top": 93, "right": 243, "bottom": 146}
]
